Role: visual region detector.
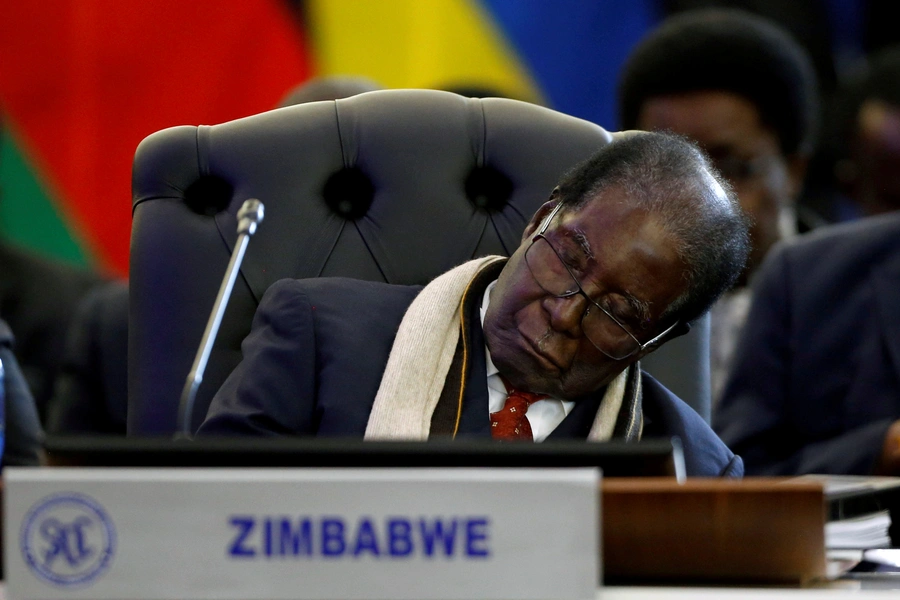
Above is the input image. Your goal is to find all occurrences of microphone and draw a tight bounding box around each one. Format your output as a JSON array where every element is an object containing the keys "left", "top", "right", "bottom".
[{"left": 176, "top": 198, "right": 265, "bottom": 438}]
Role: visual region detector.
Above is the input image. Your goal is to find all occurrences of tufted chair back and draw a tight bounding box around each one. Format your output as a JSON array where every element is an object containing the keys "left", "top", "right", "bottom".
[{"left": 129, "top": 89, "right": 710, "bottom": 434}]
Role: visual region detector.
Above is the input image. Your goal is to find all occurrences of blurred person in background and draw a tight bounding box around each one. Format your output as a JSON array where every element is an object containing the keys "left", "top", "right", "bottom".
[
  {"left": 46, "top": 280, "right": 128, "bottom": 435},
  {"left": 714, "top": 46, "right": 900, "bottom": 476},
  {"left": 617, "top": 9, "right": 819, "bottom": 407},
  {"left": 0, "top": 227, "right": 106, "bottom": 425},
  {"left": 0, "top": 114, "right": 108, "bottom": 424},
  {"left": 0, "top": 317, "right": 44, "bottom": 467},
  {"left": 714, "top": 210, "right": 900, "bottom": 475},
  {"left": 816, "top": 46, "right": 900, "bottom": 221}
]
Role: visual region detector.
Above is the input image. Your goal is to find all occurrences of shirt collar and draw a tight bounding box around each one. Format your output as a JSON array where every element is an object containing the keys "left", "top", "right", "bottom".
[{"left": 480, "top": 280, "right": 500, "bottom": 379}]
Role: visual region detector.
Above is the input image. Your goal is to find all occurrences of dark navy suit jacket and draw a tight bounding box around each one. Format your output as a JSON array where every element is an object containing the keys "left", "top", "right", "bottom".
[
  {"left": 200, "top": 277, "right": 742, "bottom": 477},
  {"left": 714, "top": 213, "right": 900, "bottom": 475},
  {"left": 0, "top": 319, "right": 43, "bottom": 467}
]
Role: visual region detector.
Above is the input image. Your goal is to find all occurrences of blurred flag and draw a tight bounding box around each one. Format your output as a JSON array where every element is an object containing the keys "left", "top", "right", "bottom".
[
  {"left": 0, "top": 0, "right": 656, "bottom": 275},
  {"left": 0, "top": 1, "right": 311, "bottom": 274}
]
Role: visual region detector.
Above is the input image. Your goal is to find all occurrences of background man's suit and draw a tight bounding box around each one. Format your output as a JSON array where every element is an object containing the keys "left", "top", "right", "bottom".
[
  {"left": 714, "top": 213, "right": 900, "bottom": 475},
  {"left": 47, "top": 280, "right": 129, "bottom": 434},
  {"left": 0, "top": 318, "right": 44, "bottom": 467},
  {"left": 200, "top": 275, "right": 743, "bottom": 477}
]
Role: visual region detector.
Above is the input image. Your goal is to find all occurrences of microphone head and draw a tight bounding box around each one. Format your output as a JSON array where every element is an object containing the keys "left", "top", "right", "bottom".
[{"left": 236, "top": 198, "right": 265, "bottom": 235}]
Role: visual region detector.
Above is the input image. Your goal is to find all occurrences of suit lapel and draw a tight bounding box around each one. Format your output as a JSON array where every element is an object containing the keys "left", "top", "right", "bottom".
[
  {"left": 546, "top": 394, "right": 604, "bottom": 439},
  {"left": 455, "top": 262, "right": 497, "bottom": 438},
  {"left": 455, "top": 327, "right": 492, "bottom": 438}
]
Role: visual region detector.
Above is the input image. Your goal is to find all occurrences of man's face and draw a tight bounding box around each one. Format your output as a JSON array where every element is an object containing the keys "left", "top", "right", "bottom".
[
  {"left": 636, "top": 91, "right": 800, "bottom": 282},
  {"left": 482, "top": 189, "right": 689, "bottom": 399}
]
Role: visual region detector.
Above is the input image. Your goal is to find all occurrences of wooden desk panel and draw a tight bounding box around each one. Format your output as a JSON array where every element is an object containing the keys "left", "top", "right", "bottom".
[{"left": 603, "top": 478, "right": 826, "bottom": 584}]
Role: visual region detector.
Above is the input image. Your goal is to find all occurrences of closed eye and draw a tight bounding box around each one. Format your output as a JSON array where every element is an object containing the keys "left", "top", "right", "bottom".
[
  {"left": 600, "top": 296, "right": 643, "bottom": 331},
  {"left": 556, "top": 243, "right": 588, "bottom": 276}
]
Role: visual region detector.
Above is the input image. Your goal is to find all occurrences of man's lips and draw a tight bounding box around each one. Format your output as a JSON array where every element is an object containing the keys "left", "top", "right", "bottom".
[{"left": 521, "top": 330, "right": 564, "bottom": 372}]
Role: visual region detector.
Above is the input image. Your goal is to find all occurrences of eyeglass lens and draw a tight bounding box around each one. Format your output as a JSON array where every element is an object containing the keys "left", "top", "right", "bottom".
[{"left": 525, "top": 237, "right": 640, "bottom": 360}]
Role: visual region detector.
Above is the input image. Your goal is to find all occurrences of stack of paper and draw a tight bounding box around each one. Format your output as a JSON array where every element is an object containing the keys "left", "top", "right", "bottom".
[{"left": 826, "top": 510, "right": 892, "bottom": 549}]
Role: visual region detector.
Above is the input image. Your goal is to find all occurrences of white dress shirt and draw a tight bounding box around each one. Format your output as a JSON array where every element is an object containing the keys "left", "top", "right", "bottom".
[{"left": 479, "top": 281, "right": 573, "bottom": 442}]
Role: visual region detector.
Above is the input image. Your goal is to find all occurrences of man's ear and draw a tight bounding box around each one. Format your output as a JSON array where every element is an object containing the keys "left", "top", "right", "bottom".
[{"left": 522, "top": 189, "right": 561, "bottom": 242}]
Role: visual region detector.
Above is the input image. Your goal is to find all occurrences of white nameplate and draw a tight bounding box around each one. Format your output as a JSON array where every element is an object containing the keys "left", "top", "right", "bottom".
[{"left": 4, "top": 468, "right": 600, "bottom": 600}]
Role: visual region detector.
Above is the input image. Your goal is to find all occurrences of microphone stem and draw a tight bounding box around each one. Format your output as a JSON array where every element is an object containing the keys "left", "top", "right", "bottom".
[{"left": 176, "top": 231, "right": 251, "bottom": 437}]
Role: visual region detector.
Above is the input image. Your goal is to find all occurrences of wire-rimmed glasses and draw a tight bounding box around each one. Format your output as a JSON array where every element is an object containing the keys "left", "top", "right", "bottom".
[{"left": 524, "top": 204, "right": 680, "bottom": 360}]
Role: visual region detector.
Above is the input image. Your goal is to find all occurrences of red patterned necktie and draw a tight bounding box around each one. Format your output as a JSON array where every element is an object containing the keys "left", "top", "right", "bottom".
[{"left": 490, "top": 377, "right": 549, "bottom": 441}]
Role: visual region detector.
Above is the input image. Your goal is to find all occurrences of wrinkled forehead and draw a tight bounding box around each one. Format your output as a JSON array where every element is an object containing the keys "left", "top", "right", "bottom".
[
  {"left": 557, "top": 188, "right": 681, "bottom": 256},
  {"left": 557, "top": 182, "right": 705, "bottom": 272}
]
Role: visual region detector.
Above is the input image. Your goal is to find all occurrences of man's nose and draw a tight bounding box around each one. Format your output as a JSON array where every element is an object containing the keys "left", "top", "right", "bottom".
[{"left": 543, "top": 294, "right": 587, "bottom": 338}]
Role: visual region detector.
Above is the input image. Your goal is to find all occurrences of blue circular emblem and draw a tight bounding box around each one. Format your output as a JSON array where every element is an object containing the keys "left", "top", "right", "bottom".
[{"left": 20, "top": 492, "right": 116, "bottom": 587}]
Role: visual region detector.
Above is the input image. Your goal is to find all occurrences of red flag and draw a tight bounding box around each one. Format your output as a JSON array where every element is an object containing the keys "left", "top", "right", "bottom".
[{"left": 0, "top": 1, "right": 312, "bottom": 274}]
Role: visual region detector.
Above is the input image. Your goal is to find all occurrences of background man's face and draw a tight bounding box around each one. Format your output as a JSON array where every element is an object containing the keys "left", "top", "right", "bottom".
[
  {"left": 636, "top": 91, "right": 796, "bottom": 283},
  {"left": 482, "top": 189, "right": 688, "bottom": 399},
  {"left": 850, "top": 99, "right": 900, "bottom": 215}
]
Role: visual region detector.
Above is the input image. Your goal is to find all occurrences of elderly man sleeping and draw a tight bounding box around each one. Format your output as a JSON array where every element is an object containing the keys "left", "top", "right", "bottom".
[{"left": 199, "top": 132, "right": 750, "bottom": 477}]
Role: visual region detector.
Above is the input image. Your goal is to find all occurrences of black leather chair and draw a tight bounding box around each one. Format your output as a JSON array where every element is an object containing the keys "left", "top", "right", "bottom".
[{"left": 129, "top": 89, "right": 710, "bottom": 434}]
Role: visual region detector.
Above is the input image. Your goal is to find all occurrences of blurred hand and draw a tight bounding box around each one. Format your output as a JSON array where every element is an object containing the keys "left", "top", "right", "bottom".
[{"left": 874, "top": 419, "right": 900, "bottom": 475}]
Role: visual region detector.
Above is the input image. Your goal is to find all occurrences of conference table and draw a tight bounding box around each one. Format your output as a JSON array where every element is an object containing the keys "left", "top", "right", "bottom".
[
  {"left": 2, "top": 580, "right": 899, "bottom": 598},
  {"left": 4, "top": 441, "right": 900, "bottom": 600},
  {"left": 607, "top": 587, "right": 899, "bottom": 598}
]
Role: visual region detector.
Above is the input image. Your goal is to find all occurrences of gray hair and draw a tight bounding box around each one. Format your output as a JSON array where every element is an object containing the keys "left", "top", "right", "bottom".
[{"left": 556, "top": 131, "right": 750, "bottom": 325}]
